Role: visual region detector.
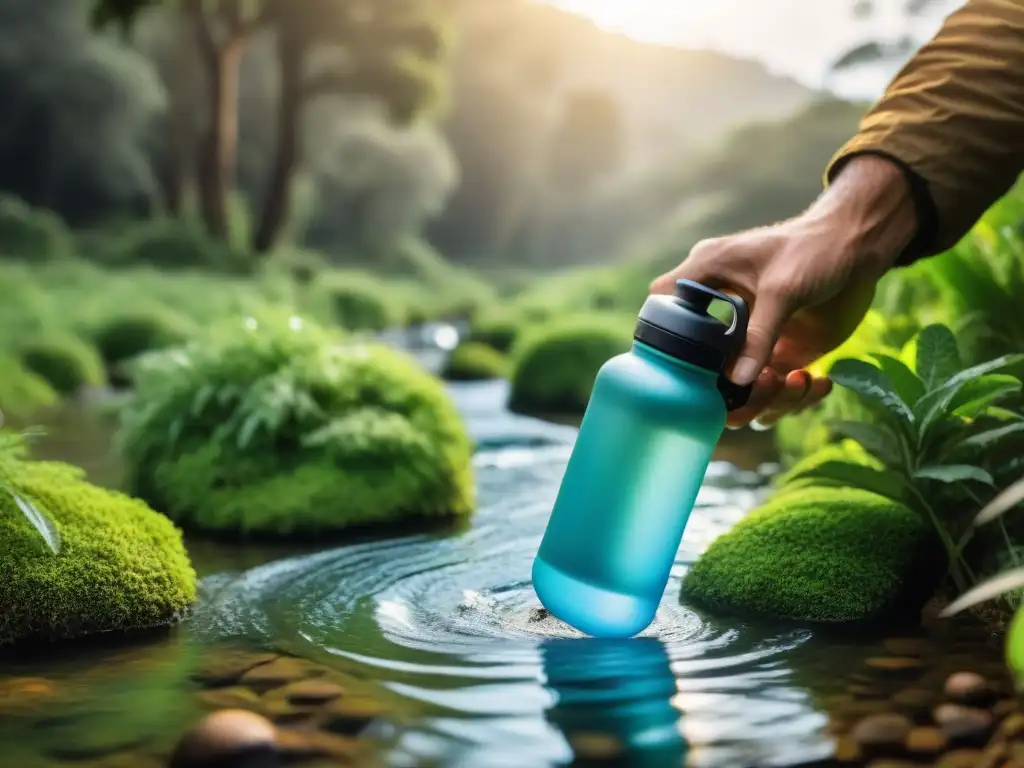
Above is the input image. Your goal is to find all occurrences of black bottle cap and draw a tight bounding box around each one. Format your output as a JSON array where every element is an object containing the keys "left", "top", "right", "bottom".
[{"left": 633, "top": 279, "right": 753, "bottom": 411}]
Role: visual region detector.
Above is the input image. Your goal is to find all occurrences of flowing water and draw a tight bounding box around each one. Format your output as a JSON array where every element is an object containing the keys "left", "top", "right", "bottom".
[{"left": 1, "top": 378, "right": 1003, "bottom": 767}]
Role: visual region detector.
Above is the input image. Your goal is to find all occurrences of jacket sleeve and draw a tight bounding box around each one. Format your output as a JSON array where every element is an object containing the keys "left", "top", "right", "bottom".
[{"left": 825, "top": 0, "right": 1024, "bottom": 263}]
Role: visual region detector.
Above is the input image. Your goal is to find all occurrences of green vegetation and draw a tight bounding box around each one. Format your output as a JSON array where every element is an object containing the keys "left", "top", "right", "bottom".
[
  {"left": 442, "top": 342, "right": 509, "bottom": 381},
  {"left": 117, "top": 311, "right": 475, "bottom": 538},
  {"left": 468, "top": 312, "right": 525, "bottom": 354},
  {"left": 90, "top": 309, "right": 196, "bottom": 384},
  {"left": 0, "top": 360, "right": 59, "bottom": 417},
  {"left": 509, "top": 315, "right": 633, "bottom": 415},
  {"left": 18, "top": 335, "right": 106, "bottom": 395},
  {"left": 0, "top": 431, "right": 196, "bottom": 646},
  {"left": 682, "top": 485, "right": 936, "bottom": 623},
  {"left": 317, "top": 271, "right": 399, "bottom": 332}
]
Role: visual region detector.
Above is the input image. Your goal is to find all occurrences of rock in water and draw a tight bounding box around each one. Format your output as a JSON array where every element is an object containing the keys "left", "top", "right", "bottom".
[{"left": 169, "top": 710, "right": 278, "bottom": 768}]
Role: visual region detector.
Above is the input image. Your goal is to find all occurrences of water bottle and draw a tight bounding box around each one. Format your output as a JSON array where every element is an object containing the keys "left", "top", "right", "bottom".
[{"left": 532, "top": 279, "right": 752, "bottom": 638}]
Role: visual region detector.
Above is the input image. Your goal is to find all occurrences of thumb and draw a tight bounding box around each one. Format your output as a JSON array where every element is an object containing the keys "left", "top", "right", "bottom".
[{"left": 729, "top": 291, "right": 789, "bottom": 386}]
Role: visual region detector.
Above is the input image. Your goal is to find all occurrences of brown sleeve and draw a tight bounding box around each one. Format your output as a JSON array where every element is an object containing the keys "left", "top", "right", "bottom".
[{"left": 824, "top": 0, "right": 1024, "bottom": 263}]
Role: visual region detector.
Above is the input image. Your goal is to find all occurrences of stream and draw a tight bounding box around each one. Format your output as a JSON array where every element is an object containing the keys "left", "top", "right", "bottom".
[{"left": 0, "top": 377, "right": 1006, "bottom": 767}]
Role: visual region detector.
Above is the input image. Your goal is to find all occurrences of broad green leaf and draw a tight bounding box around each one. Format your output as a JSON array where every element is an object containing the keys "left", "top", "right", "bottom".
[
  {"left": 869, "top": 353, "right": 925, "bottom": 406},
  {"left": 915, "top": 324, "right": 961, "bottom": 390},
  {"left": 913, "top": 464, "right": 994, "bottom": 485},
  {"left": 784, "top": 458, "right": 909, "bottom": 502},
  {"left": 950, "top": 375, "right": 1022, "bottom": 419},
  {"left": 959, "top": 422, "right": 1024, "bottom": 450},
  {"left": 5, "top": 486, "right": 61, "bottom": 555},
  {"left": 828, "top": 419, "right": 904, "bottom": 466},
  {"left": 939, "top": 567, "right": 1024, "bottom": 617},
  {"left": 830, "top": 358, "right": 914, "bottom": 423},
  {"left": 975, "top": 476, "right": 1024, "bottom": 526},
  {"left": 915, "top": 355, "right": 1024, "bottom": 439},
  {"left": 983, "top": 407, "right": 1024, "bottom": 422}
]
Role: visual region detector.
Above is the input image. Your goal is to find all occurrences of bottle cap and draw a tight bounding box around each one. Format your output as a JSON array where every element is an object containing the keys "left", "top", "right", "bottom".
[{"left": 634, "top": 279, "right": 752, "bottom": 410}]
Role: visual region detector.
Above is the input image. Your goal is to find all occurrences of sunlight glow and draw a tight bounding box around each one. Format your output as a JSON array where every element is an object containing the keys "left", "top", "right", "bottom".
[{"left": 543, "top": 0, "right": 710, "bottom": 46}]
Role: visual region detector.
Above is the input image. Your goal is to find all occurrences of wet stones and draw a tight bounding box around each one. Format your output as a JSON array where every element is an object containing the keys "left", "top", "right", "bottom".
[
  {"left": 933, "top": 703, "right": 995, "bottom": 748},
  {"left": 944, "top": 671, "right": 997, "bottom": 708},
  {"left": 851, "top": 713, "right": 913, "bottom": 759},
  {"left": 169, "top": 709, "right": 278, "bottom": 768},
  {"left": 904, "top": 725, "right": 947, "bottom": 758}
]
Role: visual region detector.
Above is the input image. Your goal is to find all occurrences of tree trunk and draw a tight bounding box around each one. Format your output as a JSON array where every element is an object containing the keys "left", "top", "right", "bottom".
[
  {"left": 253, "top": 36, "right": 303, "bottom": 254},
  {"left": 196, "top": 39, "right": 244, "bottom": 240}
]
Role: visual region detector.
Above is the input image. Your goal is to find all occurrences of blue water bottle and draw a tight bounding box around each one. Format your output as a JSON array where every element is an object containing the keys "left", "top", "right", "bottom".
[{"left": 532, "top": 279, "right": 752, "bottom": 638}]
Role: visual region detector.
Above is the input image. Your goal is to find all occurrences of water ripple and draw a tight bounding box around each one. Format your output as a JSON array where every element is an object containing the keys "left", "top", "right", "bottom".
[{"left": 191, "top": 380, "right": 835, "bottom": 767}]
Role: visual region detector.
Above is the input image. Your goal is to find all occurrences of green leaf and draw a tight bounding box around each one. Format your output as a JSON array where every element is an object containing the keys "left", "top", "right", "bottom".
[
  {"left": 940, "top": 567, "right": 1024, "bottom": 617},
  {"left": 975, "top": 476, "right": 1024, "bottom": 526},
  {"left": 828, "top": 419, "right": 904, "bottom": 466},
  {"left": 869, "top": 353, "right": 925, "bottom": 406},
  {"left": 959, "top": 422, "right": 1024, "bottom": 450},
  {"left": 784, "top": 459, "right": 909, "bottom": 502},
  {"left": 830, "top": 358, "right": 914, "bottom": 423},
  {"left": 4, "top": 486, "right": 61, "bottom": 555},
  {"left": 913, "top": 464, "right": 994, "bottom": 485},
  {"left": 915, "top": 324, "right": 961, "bottom": 390},
  {"left": 950, "top": 375, "right": 1023, "bottom": 419},
  {"left": 914, "top": 355, "right": 1024, "bottom": 440}
]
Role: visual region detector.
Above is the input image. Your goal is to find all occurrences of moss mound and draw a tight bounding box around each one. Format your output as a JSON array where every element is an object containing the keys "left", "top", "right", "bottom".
[
  {"left": 0, "top": 195, "right": 74, "bottom": 261},
  {"left": 0, "top": 359, "right": 59, "bottom": 418},
  {"left": 18, "top": 336, "right": 106, "bottom": 395},
  {"left": 468, "top": 313, "right": 523, "bottom": 354},
  {"left": 317, "top": 272, "right": 397, "bottom": 331},
  {"left": 91, "top": 309, "right": 195, "bottom": 383},
  {"left": 509, "top": 315, "right": 632, "bottom": 415},
  {"left": 106, "top": 218, "right": 250, "bottom": 274},
  {"left": 682, "top": 487, "right": 938, "bottom": 623},
  {"left": 442, "top": 342, "right": 508, "bottom": 381},
  {"left": 0, "top": 450, "right": 196, "bottom": 646},
  {"left": 117, "top": 310, "right": 474, "bottom": 538}
]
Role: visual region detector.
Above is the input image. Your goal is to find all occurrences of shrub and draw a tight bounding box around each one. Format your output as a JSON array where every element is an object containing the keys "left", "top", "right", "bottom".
[
  {"left": 91, "top": 309, "right": 195, "bottom": 383},
  {"left": 442, "top": 342, "right": 508, "bottom": 382},
  {"left": 104, "top": 219, "right": 250, "bottom": 274},
  {"left": 468, "top": 312, "right": 524, "bottom": 354},
  {"left": 317, "top": 272, "right": 398, "bottom": 331},
  {"left": 116, "top": 310, "right": 474, "bottom": 538},
  {"left": 18, "top": 336, "right": 106, "bottom": 395},
  {"left": 681, "top": 486, "right": 939, "bottom": 623},
  {"left": 0, "top": 196, "right": 74, "bottom": 261},
  {"left": 0, "top": 447, "right": 196, "bottom": 646},
  {"left": 509, "top": 315, "right": 633, "bottom": 415},
  {"left": 0, "top": 359, "right": 59, "bottom": 418}
]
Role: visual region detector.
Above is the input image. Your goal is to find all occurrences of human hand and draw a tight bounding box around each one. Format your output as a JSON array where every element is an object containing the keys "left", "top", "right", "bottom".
[{"left": 650, "top": 155, "right": 919, "bottom": 429}]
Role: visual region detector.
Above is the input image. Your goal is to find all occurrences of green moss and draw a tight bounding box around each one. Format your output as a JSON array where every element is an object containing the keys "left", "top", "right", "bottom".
[
  {"left": 105, "top": 218, "right": 251, "bottom": 274},
  {"left": 0, "top": 195, "right": 75, "bottom": 261},
  {"left": 468, "top": 312, "right": 523, "bottom": 354},
  {"left": 0, "top": 453, "right": 196, "bottom": 646},
  {"left": 442, "top": 342, "right": 508, "bottom": 381},
  {"left": 91, "top": 309, "right": 195, "bottom": 382},
  {"left": 682, "top": 487, "right": 939, "bottom": 623},
  {"left": 117, "top": 310, "right": 474, "bottom": 538},
  {"left": 0, "top": 358, "right": 59, "bottom": 417},
  {"left": 317, "top": 272, "right": 397, "bottom": 331},
  {"left": 18, "top": 335, "right": 106, "bottom": 395},
  {"left": 509, "top": 315, "right": 632, "bottom": 415}
]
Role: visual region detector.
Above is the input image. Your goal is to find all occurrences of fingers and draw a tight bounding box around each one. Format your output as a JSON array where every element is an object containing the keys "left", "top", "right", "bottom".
[
  {"left": 726, "top": 367, "right": 783, "bottom": 429},
  {"left": 727, "top": 371, "right": 832, "bottom": 430},
  {"left": 649, "top": 239, "right": 732, "bottom": 296},
  {"left": 727, "top": 288, "right": 789, "bottom": 386}
]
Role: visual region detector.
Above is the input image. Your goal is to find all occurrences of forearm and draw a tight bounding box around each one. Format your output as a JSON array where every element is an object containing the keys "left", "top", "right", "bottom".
[{"left": 825, "top": 0, "right": 1024, "bottom": 263}]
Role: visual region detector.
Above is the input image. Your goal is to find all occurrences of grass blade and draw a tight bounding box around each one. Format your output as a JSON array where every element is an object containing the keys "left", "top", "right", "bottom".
[
  {"left": 939, "top": 567, "right": 1024, "bottom": 617},
  {"left": 975, "top": 477, "right": 1024, "bottom": 526}
]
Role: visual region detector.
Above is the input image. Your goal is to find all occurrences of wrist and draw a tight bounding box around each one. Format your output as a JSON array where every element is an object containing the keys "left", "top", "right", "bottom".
[{"left": 807, "top": 154, "right": 919, "bottom": 273}]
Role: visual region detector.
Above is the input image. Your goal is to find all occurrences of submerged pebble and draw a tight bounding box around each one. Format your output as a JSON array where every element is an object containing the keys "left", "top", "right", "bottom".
[{"left": 169, "top": 709, "right": 278, "bottom": 768}]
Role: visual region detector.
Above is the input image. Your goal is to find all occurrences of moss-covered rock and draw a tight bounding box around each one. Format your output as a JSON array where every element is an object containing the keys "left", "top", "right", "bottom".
[
  {"left": 442, "top": 342, "right": 508, "bottom": 382},
  {"left": 0, "top": 451, "right": 196, "bottom": 646},
  {"left": 117, "top": 310, "right": 474, "bottom": 538},
  {"left": 317, "top": 272, "right": 397, "bottom": 331},
  {"left": 509, "top": 315, "right": 632, "bottom": 415},
  {"left": 682, "top": 487, "right": 939, "bottom": 623},
  {"left": 0, "top": 358, "right": 59, "bottom": 418},
  {"left": 91, "top": 309, "right": 195, "bottom": 385},
  {"left": 468, "top": 313, "right": 523, "bottom": 354},
  {"left": 18, "top": 335, "right": 106, "bottom": 395}
]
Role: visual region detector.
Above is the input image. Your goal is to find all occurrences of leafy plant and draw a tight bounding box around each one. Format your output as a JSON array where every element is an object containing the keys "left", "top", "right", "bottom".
[
  {"left": 780, "top": 323, "right": 1024, "bottom": 591},
  {"left": 0, "top": 426, "right": 61, "bottom": 555}
]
